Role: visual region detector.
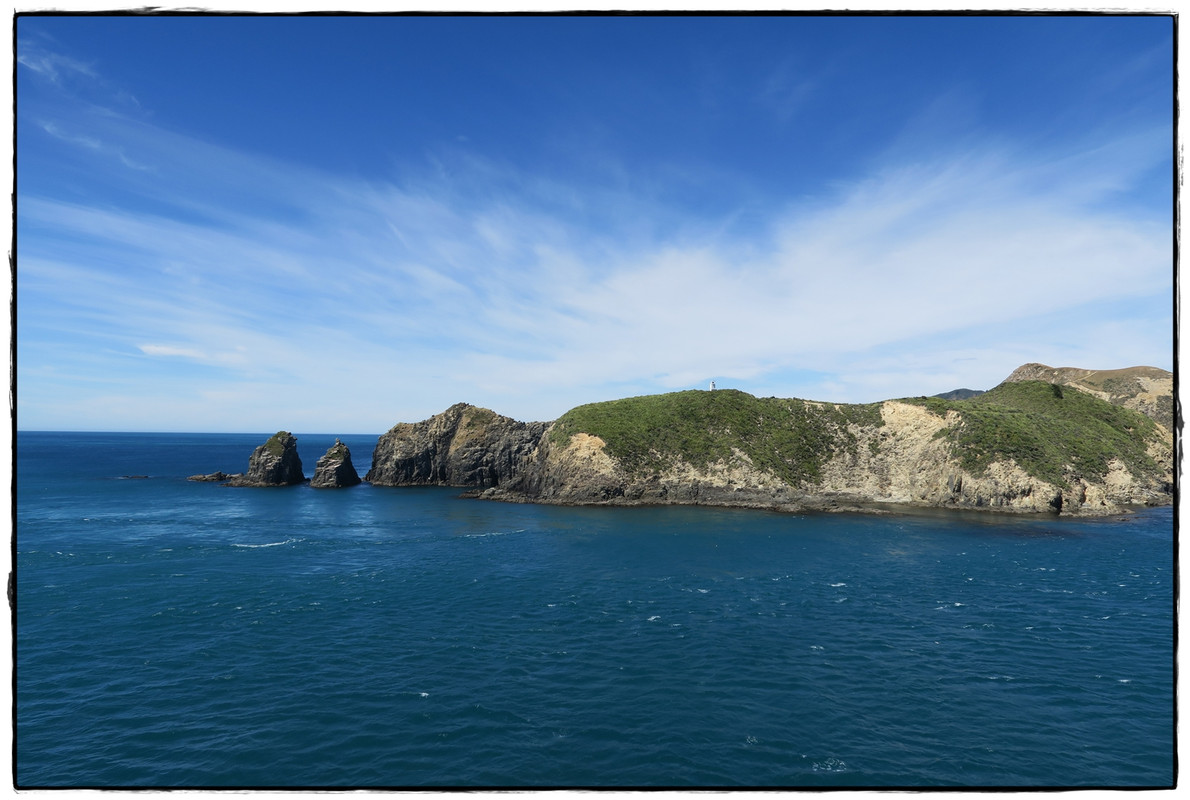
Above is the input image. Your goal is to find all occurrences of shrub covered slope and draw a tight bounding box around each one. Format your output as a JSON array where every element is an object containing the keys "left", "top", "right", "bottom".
[
  {"left": 550, "top": 388, "right": 884, "bottom": 485},
  {"left": 902, "top": 381, "right": 1162, "bottom": 489}
]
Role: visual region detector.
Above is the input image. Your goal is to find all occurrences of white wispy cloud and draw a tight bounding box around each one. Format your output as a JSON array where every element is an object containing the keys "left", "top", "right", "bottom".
[
  {"left": 37, "top": 119, "right": 153, "bottom": 170},
  {"left": 17, "top": 91, "right": 1171, "bottom": 431},
  {"left": 138, "top": 344, "right": 209, "bottom": 360},
  {"left": 17, "top": 40, "right": 96, "bottom": 84}
]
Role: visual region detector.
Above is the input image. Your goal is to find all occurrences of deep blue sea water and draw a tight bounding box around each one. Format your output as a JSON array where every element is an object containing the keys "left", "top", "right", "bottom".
[{"left": 15, "top": 431, "right": 1176, "bottom": 788}]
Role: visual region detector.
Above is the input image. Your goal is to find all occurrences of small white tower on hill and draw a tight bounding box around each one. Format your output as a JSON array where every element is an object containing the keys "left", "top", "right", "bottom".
[{"left": 710, "top": 380, "right": 716, "bottom": 391}]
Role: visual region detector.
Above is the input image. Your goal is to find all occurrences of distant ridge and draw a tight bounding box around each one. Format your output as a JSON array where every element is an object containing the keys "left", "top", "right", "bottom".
[
  {"left": 1002, "top": 363, "right": 1173, "bottom": 432},
  {"left": 933, "top": 388, "right": 985, "bottom": 401}
]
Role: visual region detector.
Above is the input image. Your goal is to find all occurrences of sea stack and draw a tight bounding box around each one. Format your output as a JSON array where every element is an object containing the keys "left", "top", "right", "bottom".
[
  {"left": 227, "top": 431, "right": 306, "bottom": 487},
  {"left": 310, "top": 439, "right": 362, "bottom": 488}
]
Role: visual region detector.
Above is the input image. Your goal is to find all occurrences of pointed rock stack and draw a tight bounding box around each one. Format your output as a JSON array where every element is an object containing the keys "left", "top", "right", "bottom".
[
  {"left": 227, "top": 431, "right": 306, "bottom": 487},
  {"left": 310, "top": 438, "right": 362, "bottom": 488}
]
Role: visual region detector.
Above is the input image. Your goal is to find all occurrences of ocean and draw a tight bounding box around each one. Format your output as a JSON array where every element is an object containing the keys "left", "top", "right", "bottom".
[{"left": 14, "top": 431, "right": 1176, "bottom": 788}]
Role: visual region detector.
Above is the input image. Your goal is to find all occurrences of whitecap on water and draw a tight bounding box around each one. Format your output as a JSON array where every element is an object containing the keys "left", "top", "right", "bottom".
[
  {"left": 464, "top": 529, "right": 527, "bottom": 538},
  {"left": 232, "top": 538, "right": 298, "bottom": 548},
  {"left": 812, "top": 757, "right": 848, "bottom": 773}
]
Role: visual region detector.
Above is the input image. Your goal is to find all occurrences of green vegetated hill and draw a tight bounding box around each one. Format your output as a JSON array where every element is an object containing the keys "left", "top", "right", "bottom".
[
  {"left": 550, "top": 388, "right": 884, "bottom": 485},
  {"left": 1004, "top": 363, "right": 1174, "bottom": 432},
  {"left": 932, "top": 388, "right": 985, "bottom": 400},
  {"left": 548, "top": 381, "right": 1165, "bottom": 494},
  {"left": 901, "top": 381, "right": 1163, "bottom": 489}
]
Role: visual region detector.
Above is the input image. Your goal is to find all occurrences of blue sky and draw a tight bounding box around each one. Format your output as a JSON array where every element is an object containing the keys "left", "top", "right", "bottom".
[{"left": 15, "top": 13, "right": 1175, "bottom": 433}]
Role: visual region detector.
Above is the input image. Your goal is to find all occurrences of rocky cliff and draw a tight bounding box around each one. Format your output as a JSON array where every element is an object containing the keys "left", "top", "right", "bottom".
[
  {"left": 310, "top": 439, "right": 362, "bottom": 488},
  {"left": 367, "top": 366, "right": 1174, "bottom": 517},
  {"left": 226, "top": 431, "right": 306, "bottom": 487},
  {"left": 365, "top": 403, "right": 548, "bottom": 488}
]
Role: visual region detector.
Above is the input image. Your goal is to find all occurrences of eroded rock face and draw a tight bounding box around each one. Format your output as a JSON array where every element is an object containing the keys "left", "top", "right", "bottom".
[
  {"left": 502, "top": 431, "right": 630, "bottom": 503},
  {"left": 365, "top": 403, "right": 548, "bottom": 488},
  {"left": 227, "top": 431, "right": 305, "bottom": 487},
  {"left": 310, "top": 439, "right": 362, "bottom": 488}
]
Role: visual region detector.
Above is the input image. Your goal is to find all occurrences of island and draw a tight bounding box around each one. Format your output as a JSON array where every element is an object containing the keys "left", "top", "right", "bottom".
[{"left": 364, "top": 364, "right": 1174, "bottom": 517}]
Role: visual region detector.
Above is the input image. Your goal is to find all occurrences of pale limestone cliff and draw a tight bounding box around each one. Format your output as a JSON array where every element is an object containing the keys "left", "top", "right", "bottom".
[{"left": 815, "top": 402, "right": 1099, "bottom": 514}]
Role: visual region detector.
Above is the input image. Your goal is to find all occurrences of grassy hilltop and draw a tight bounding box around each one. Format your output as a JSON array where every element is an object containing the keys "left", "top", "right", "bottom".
[{"left": 551, "top": 389, "right": 884, "bottom": 485}]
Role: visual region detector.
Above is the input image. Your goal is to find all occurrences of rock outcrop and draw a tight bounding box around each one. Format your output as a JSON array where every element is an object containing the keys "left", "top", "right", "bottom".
[
  {"left": 187, "top": 471, "right": 242, "bottom": 482},
  {"left": 366, "top": 403, "right": 547, "bottom": 489},
  {"left": 310, "top": 439, "right": 362, "bottom": 488},
  {"left": 226, "top": 431, "right": 306, "bottom": 487},
  {"left": 497, "top": 432, "right": 818, "bottom": 511}
]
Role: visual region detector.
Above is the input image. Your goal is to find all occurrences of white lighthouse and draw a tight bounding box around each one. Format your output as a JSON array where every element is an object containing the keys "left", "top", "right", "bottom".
[{"left": 709, "top": 380, "right": 716, "bottom": 391}]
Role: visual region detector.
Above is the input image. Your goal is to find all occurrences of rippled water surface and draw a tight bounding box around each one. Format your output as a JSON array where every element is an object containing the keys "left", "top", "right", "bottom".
[{"left": 16, "top": 432, "right": 1175, "bottom": 787}]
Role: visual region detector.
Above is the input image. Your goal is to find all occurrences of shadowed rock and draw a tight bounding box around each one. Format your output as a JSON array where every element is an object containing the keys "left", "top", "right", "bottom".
[
  {"left": 366, "top": 403, "right": 547, "bottom": 489},
  {"left": 226, "top": 431, "right": 306, "bottom": 487},
  {"left": 310, "top": 439, "right": 362, "bottom": 488}
]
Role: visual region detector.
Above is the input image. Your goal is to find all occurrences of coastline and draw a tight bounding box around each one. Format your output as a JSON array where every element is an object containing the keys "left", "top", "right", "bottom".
[{"left": 466, "top": 485, "right": 1171, "bottom": 519}]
